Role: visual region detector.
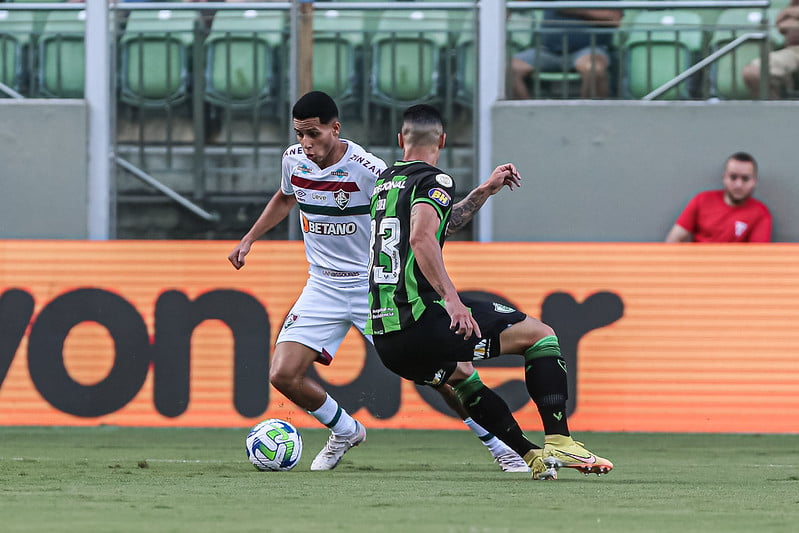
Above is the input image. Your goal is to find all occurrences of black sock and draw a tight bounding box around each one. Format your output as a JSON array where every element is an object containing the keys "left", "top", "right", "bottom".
[
  {"left": 524, "top": 336, "right": 570, "bottom": 436},
  {"left": 453, "top": 372, "right": 538, "bottom": 457}
]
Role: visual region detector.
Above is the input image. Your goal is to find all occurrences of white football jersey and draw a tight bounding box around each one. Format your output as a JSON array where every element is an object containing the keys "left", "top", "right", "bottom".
[{"left": 281, "top": 139, "right": 386, "bottom": 274}]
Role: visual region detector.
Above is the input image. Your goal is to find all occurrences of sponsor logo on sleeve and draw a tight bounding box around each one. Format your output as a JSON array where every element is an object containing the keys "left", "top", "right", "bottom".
[
  {"left": 428, "top": 188, "right": 451, "bottom": 207},
  {"left": 435, "top": 173, "right": 453, "bottom": 187}
]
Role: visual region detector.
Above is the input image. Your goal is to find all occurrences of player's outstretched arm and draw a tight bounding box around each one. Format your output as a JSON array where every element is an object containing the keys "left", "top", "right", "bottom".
[
  {"left": 446, "top": 163, "right": 521, "bottom": 237},
  {"left": 228, "top": 191, "right": 297, "bottom": 269},
  {"left": 410, "top": 203, "right": 481, "bottom": 339}
]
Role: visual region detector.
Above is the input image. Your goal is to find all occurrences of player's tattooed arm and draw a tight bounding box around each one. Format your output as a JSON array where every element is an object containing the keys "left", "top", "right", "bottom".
[
  {"left": 446, "top": 193, "right": 486, "bottom": 237},
  {"left": 446, "top": 163, "right": 521, "bottom": 238}
]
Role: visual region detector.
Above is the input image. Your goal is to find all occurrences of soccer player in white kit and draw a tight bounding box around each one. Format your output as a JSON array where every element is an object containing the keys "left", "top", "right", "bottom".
[{"left": 229, "top": 91, "right": 528, "bottom": 471}]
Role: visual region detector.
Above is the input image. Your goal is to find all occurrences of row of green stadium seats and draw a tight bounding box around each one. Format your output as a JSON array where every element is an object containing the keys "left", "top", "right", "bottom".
[
  {"left": 0, "top": 6, "right": 790, "bottom": 103},
  {"left": 0, "top": 8, "right": 475, "bottom": 108}
]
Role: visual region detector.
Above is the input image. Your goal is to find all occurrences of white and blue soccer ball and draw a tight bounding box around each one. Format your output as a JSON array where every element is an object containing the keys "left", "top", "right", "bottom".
[{"left": 245, "top": 418, "right": 303, "bottom": 471}]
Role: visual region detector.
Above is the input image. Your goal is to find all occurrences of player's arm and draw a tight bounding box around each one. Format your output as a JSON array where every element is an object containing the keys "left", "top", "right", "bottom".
[
  {"left": 446, "top": 163, "right": 521, "bottom": 237},
  {"left": 228, "top": 190, "right": 297, "bottom": 269},
  {"left": 410, "top": 203, "right": 481, "bottom": 339},
  {"left": 665, "top": 224, "right": 692, "bottom": 243}
]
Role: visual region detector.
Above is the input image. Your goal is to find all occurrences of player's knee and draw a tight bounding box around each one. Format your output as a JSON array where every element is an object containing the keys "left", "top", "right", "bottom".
[
  {"left": 501, "top": 318, "right": 555, "bottom": 354},
  {"left": 448, "top": 362, "right": 476, "bottom": 384},
  {"left": 269, "top": 366, "right": 298, "bottom": 394},
  {"left": 520, "top": 318, "right": 556, "bottom": 349}
]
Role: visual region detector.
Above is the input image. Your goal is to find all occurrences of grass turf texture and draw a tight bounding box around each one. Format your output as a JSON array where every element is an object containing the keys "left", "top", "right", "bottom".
[{"left": 1, "top": 428, "right": 797, "bottom": 532}]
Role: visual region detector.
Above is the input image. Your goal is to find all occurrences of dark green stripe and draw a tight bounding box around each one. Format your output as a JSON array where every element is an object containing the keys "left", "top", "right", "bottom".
[
  {"left": 298, "top": 203, "right": 370, "bottom": 216},
  {"left": 327, "top": 405, "right": 343, "bottom": 428}
]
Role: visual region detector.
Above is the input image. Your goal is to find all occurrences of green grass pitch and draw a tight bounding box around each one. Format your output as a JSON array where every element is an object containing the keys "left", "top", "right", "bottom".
[{"left": 1, "top": 427, "right": 797, "bottom": 532}]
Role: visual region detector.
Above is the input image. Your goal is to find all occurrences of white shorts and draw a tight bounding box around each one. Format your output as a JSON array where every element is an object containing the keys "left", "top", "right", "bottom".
[{"left": 276, "top": 268, "right": 370, "bottom": 365}]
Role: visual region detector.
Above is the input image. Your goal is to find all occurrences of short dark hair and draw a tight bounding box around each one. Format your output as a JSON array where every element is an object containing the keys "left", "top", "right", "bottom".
[
  {"left": 728, "top": 151, "right": 758, "bottom": 173},
  {"left": 401, "top": 105, "right": 445, "bottom": 147},
  {"left": 402, "top": 104, "right": 445, "bottom": 130},
  {"left": 292, "top": 91, "right": 339, "bottom": 124}
]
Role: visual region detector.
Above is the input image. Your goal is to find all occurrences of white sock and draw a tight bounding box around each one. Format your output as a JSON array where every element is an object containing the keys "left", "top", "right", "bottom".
[
  {"left": 309, "top": 394, "right": 357, "bottom": 436},
  {"left": 463, "top": 417, "right": 512, "bottom": 456}
]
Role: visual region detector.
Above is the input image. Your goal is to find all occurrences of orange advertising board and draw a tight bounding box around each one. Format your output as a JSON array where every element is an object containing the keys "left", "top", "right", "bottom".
[{"left": 1, "top": 240, "right": 798, "bottom": 433}]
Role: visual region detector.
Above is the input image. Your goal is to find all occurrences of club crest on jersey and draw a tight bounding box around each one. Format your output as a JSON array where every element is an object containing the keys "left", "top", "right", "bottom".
[
  {"left": 283, "top": 313, "right": 299, "bottom": 329},
  {"left": 428, "top": 188, "right": 451, "bottom": 207},
  {"left": 334, "top": 189, "right": 350, "bottom": 210},
  {"left": 492, "top": 302, "right": 517, "bottom": 313},
  {"left": 435, "top": 173, "right": 453, "bottom": 187},
  {"left": 331, "top": 168, "right": 349, "bottom": 178}
]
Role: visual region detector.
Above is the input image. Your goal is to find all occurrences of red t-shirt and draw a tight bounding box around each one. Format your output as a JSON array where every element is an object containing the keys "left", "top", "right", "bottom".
[{"left": 675, "top": 190, "right": 772, "bottom": 242}]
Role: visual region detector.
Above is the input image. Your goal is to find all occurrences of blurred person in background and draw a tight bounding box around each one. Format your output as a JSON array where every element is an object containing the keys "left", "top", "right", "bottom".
[
  {"left": 665, "top": 152, "right": 772, "bottom": 243},
  {"left": 743, "top": 0, "right": 799, "bottom": 99}
]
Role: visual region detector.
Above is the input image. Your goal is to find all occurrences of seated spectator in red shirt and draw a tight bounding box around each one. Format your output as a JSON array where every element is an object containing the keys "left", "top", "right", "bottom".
[{"left": 665, "top": 152, "right": 772, "bottom": 243}]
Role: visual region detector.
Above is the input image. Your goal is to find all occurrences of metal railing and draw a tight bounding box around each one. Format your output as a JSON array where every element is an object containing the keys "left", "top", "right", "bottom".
[
  {"left": 509, "top": 1, "right": 773, "bottom": 100},
  {"left": 0, "top": 1, "right": 785, "bottom": 237}
]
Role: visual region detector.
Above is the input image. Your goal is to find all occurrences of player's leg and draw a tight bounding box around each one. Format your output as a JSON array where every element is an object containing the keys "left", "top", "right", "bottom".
[
  {"left": 274, "top": 280, "right": 366, "bottom": 471},
  {"left": 269, "top": 341, "right": 365, "bottom": 471},
  {"left": 446, "top": 363, "right": 553, "bottom": 479},
  {"left": 436, "top": 384, "right": 529, "bottom": 473},
  {"left": 500, "top": 317, "right": 613, "bottom": 476}
]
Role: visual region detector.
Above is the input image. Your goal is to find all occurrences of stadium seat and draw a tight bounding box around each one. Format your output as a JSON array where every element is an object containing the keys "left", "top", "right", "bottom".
[
  {"left": 0, "top": 9, "right": 35, "bottom": 96},
  {"left": 312, "top": 9, "right": 376, "bottom": 102},
  {"left": 38, "top": 9, "right": 86, "bottom": 98},
  {"left": 623, "top": 10, "right": 704, "bottom": 99},
  {"left": 370, "top": 9, "right": 453, "bottom": 107},
  {"left": 204, "top": 9, "right": 286, "bottom": 109},
  {"left": 119, "top": 9, "right": 198, "bottom": 107},
  {"left": 709, "top": 8, "right": 776, "bottom": 99},
  {"left": 507, "top": 9, "right": 536, "bottom": 54}
]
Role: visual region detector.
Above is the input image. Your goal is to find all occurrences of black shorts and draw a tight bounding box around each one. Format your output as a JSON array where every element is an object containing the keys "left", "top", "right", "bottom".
[{"left": 372, "top": 296, "right": 526, "bottom": 387}]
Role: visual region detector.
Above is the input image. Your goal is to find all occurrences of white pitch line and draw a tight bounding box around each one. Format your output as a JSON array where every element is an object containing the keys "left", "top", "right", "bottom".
[{"left": 2, "top": 457, "right": 232, "bottom": 464}]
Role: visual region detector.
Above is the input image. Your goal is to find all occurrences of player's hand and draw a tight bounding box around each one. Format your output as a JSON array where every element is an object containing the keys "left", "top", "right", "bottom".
[
  {"left": 445, "top": 299, "right": 482, "bottom": 340},
  {"left": 228, "top": 241, "right": 251, "bottom": 270},
  {"left": 485, "top": 163, "right": 521, "bottom": 195}
]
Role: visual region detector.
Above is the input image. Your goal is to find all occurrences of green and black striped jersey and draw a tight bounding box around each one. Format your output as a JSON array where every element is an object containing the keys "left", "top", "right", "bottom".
[{"left": 365, "top": 160, "right": 456, "bottom": 335}]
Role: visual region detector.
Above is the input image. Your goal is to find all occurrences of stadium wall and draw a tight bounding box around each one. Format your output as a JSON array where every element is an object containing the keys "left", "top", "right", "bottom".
[
  {"left": 1, "top": 240, "right": 797, "bottom": 433},
  {"left": 490, "top": 101, "right": 799, "bottom": 243},
  {"left": 0, "top": 100, "right": 89, "bottom": 239}
]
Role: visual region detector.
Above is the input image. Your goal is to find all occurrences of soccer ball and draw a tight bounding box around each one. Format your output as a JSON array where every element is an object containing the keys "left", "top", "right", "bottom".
[{"left": 245, "top": 418, "right": 303, "bottom": 471}]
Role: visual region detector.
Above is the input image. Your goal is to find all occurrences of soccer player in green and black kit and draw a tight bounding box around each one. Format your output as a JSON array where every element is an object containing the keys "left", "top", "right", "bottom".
[{"left": 366, "top": 104, "right": 613, "bottom": 480}]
